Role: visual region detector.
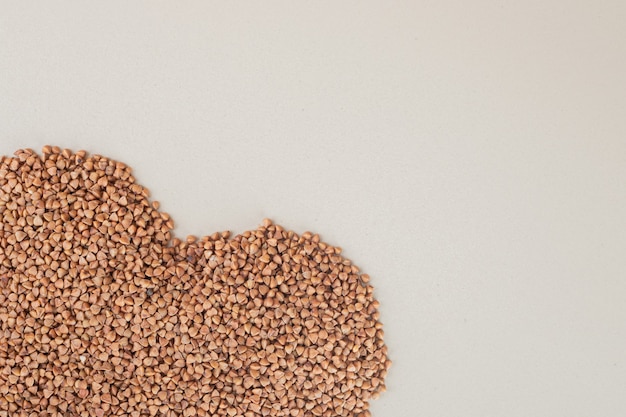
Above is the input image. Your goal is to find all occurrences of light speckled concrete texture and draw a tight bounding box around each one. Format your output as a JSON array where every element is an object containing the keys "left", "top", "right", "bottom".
[{"left": 1, "top": 1, "right": 626, "bottom": 415}]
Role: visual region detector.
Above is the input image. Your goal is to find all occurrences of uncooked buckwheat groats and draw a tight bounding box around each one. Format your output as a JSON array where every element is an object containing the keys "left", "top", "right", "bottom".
[{"left": 0, "top": 146, "right": 390, "bottom": 417}]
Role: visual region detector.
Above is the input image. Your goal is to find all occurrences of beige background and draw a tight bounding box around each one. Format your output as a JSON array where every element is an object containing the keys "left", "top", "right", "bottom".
[{"left": 1, "top": 1, "right": 626, "bottom": 416}]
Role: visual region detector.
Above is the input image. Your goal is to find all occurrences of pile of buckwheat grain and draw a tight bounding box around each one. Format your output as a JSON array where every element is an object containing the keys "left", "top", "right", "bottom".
[{"left": 0, "top": 146, "right": 390, "bottom": 417}]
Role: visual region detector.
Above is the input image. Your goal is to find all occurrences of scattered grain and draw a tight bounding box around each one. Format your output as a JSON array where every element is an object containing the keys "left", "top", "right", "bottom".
[{"left": 0, "top": 146, "right": 390, "bottom": 417}]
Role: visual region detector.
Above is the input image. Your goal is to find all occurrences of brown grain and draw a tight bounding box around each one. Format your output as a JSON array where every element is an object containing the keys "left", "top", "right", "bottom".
[{"left": 0, "top": 147, "right": 390, "bottom": 417}]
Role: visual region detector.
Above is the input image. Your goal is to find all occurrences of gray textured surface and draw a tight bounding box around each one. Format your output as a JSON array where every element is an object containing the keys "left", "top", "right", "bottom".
[{"left": 1, "top": 1, "right": 626, "bottom": 415}]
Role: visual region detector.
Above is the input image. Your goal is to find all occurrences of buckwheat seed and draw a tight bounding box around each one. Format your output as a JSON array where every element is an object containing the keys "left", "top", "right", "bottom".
[{"left": 0, "top": 147, "right": 390, "bottom": 417}]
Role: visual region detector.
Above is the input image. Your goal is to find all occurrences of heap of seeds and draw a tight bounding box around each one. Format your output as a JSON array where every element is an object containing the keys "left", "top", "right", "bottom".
[{"left": 0, "top": 147, "right": 390, "bottom": 417}]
